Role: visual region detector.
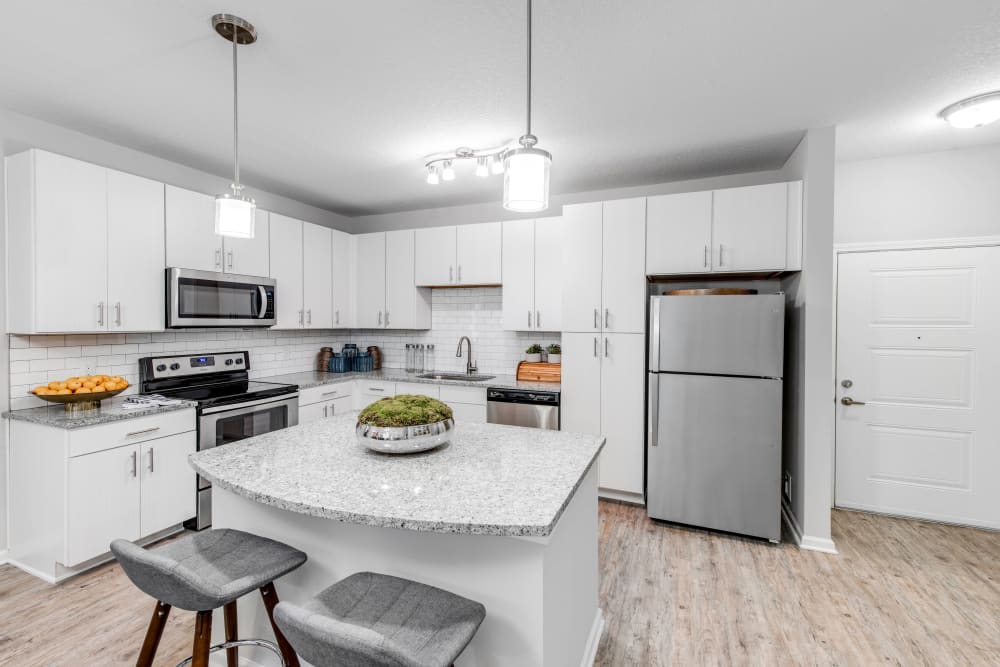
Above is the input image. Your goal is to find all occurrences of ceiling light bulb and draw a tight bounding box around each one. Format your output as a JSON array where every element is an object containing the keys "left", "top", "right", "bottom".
[
  {"left": 475, "top": 157, "right": 489, "bottom": 177},
  {"left": 940, "top": 91, "right": 1000, "bottom": 128},
  {"left": 490, "top": 154, "right": 505, "bottom": 174},
  {"left": 502, "top": 146, "right": 551, "bottom": 212},
  {"left": 426, "top": 165, "right": 440, "bottom": 184},
  {"left": 441, "top": 160, "right": 456, "bottom": 181}
]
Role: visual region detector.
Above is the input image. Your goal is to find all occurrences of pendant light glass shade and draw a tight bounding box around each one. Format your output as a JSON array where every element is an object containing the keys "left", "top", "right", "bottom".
[
  {"left": 215, "top": 192, "right": 256, "bottom": 238},
  {"left": 503, "top": 146, "right": 551, "bottom": 212}
]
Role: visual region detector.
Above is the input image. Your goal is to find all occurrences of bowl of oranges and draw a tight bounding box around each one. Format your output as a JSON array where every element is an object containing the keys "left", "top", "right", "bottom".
[{"left": 31, "top": 375, "right": 130, "bottom": 411}]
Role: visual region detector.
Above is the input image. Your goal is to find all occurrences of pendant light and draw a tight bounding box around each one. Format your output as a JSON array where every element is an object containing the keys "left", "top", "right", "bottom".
[
  {"left": 212, "top": 14, "right": 257, "bottom": 239},
  {"left": 503, "top": 0, "right": 551, "bottom": 212}
]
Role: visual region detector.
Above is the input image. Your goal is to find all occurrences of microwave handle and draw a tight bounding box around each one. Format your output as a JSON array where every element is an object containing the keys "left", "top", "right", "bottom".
[{"left": 256, "top": 286, "right": 268, "bottom": 319}]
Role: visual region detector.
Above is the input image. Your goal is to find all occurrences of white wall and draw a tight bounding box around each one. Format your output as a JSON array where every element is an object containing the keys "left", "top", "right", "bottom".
[
  {"left": 779, "top": 127, "right": 837, "bottom": 552},
  {"left": 836, "top": 143, "right": 1000, "bottom": 245}
]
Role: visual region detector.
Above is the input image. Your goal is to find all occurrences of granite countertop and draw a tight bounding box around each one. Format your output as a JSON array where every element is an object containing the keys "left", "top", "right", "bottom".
[
  {"left": 189, "top": 412, "right": 603, "bottom": 537},
  {"left": 2, "top": 397, "right": 197, "bottom": 429},
  {"left": 259, "top": 369, "right": 561, "bottom": 393}
]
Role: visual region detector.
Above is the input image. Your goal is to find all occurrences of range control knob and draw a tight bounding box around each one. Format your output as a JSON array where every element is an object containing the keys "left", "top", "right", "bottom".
[
  {"left": 225, "top": 359, "right": 234, "bottom": 366},
  {"left": 169, "top": 363, "right": 181, "bottom": 371},
  {"left": 235, "top": 358, "right": 244, "bottom": 364},
  {"left": 155, "top": 364, "right": 167, "bottom": 372}
]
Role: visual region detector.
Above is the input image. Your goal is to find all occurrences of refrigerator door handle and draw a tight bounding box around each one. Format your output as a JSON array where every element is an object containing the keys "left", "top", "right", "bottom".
[
  {"left": 648, "top": 374, "right": 659, "bottom": 447},
  {"left": 649, "top": 296, "right": 661, "bottom": 370}
]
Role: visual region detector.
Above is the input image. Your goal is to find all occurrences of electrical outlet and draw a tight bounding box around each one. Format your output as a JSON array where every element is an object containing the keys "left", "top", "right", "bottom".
[{"left": 783, "top": 471, "right": 792, "bottom": 502}]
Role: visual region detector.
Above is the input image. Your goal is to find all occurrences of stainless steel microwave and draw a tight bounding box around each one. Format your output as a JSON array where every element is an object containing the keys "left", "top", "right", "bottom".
[{"left": 166, "top": 268, "right": 276, "bottom": 328}]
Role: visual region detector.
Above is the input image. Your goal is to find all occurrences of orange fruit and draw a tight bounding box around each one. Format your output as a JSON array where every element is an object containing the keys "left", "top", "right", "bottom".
[{"left": 75, "top": 387, "right": 92, "bottom": 394}]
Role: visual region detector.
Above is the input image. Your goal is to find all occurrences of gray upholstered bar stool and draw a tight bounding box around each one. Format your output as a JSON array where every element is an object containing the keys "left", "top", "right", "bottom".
[
  {"left": 273, "top": 572, "right": 486, "bottom": 667},
  {"left": 111, "top": 529, "right": 307, "bottom": 667}
]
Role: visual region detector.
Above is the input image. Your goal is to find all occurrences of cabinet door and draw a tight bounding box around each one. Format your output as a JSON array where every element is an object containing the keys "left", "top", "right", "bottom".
[
  {"left": 354, "top": 233, "right": 386, "bottom": 329},
  {"left": 165, "top": 185, "right": 222, "bottom": 272},
  {"left": 646, "top": 191, "right": 713, "bottom": 274},
  {"left": 329, "top": 395, "right": 354, "bottom": 417},
  {"left": 599, "top": 333, "right": 645, "bottom": 495},
  {"left": 332, "top": 229, "right": 354, "bottom": 328},
  {"left": 269, "top": 213, "right": 305, "bottom": 329},
  {"left": 560, "top": 333, "right": 602, "bottom": 436},
  {"left": 501, "top": 219, "right": 535, "bottom": 331},
  {"left": 533, "top": 216, "right": 565, "bottom": 332},
  {"left": 225, "top": 209, "right": 270, "bottom": 276},
  {"left": 456, "top": 222, "right": 502, "bottom": 285},
  {"left": 298, "top": 401, "right": 327, "bottom": 425},
  {"left": 386, "top": 230, "right": 429, "bottom": 329},
  {"left": 414, "top": 226, "right": 456, "bottom": 286},
  {"left": 449, "top": 402, "right": 487, "bottom": 424},
  {"left": 66, "top": 445, "right": 141, "bottom": 567},
  {"left": 712, "top": 182, "right": 788, "bottom": 272},
  {"left": 107, "top": 170, "right": 164, "bottom": 332},
  {"left": 560, "top": 203, "right": 603, "bottom": 332},
  {"left": 34, "top": 152, "right": 109, "bottom": 333},
  {"left": 139, "top": 433, "right": 196, "bottom": 536},
  {"left": 602, "top": 198, "right": 647, "bottom": 334},
  {"left": 303, "top": 223, "right": 334, "bottom": 328}
]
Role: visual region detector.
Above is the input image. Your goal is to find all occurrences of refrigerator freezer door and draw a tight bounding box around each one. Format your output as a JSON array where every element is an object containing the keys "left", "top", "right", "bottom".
[
  {"left": 649, "top": 294, "right": 785, "bottom": 378},
  {"left": 647, "top": 373, "right": 782, "bottom": 541}
]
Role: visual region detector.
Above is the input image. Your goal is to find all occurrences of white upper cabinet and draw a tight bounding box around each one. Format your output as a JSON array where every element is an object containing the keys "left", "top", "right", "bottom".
[
  {"left": 646, "top": 191, "right": 713, "bottom": 274},
  {"left": 107, "top": 170, "right": 165, "bottom": 331},
  {"left": 386, "top": 230, "right": 431, "bottom": 329},
  {"left": 303, "top": 223, "right": 333, "bottom": 328},
  {"left": 5, "top": 150, "right": 165, "bottom": 333},
  {"left": 533, "top": 216, "right": 565, "bottom": 332},
  {"left": 269, "top": 213, "right": 305, "bottom": 329},
  {"left": 165, "top": 185, "right": 221, "bottom": 272},
  {"left": 414, "top": 222, "right": 501, "bottom": 286},
  {"left": 501, "top": 216, "right": 564, "bottom": 332},
  {"left": 646, "top": 181, "right": 802, "bottom": 275},
  {"left": 354, "top": 232, "right": 387, "bottom": 328},
  {"left": 224, "top": 209, "right": 270, "bottom": 276},
  {"left": 561, "top": 203, "right": 605, "bottom": 333},
  {"left": 331, "top": 229, "right": 355, "bottom": 328},
  {"left": 414, "top": 226, "right": 457, "bottom": 286}
]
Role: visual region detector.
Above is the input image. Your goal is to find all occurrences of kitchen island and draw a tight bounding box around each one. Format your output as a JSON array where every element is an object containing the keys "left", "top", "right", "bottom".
[{"left": 189, "top": 413, "right": 605, "bottom": 667}]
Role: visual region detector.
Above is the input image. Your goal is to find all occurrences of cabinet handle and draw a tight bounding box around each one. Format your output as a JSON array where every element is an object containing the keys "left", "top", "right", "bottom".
[
  {"left": 704, "top": 245, "right": 709, "bottom": 268},
  {"left": 115, "top": 302, "right": 122, "bottom": 326},
  {"left": 215, "top": 249, "right": 222, "bottom": 269},
  {"left": 593, "top": 337, "right": 598, "bottom": 357},
  {"left": 378, "top": 311, "right": 382, "bottom": 325},
  {"left": 335, "top": 310, "right": 340, "bottom": 325},
  {"left": 330, "top": 402, "right": 336, "bottom": 416},
  {"left": 450, "top": 266, "right": 454, "bottom": 283},
  {"left": 130, "top": 450, "right": 137, "bottom": 478},
  {"left": 605, "top": 337, "right": 609, "bottom": 358},
  {"left": 457, "top": 265, "right": 462, "bottom": 282},
  {"left": 126, "top": 427, "right": 160, "bottom": 437},
  {"left": 306, "top": 309, "right": 312, "bottom": 325},
  {"left": 321, "top": 390, "right": 339, "bottom": 397},
  {"left": 536, "top": 310, "right": 540, "bottom": 328},
  {"left": 299, "top": 309, "right": 304, "bottom": 325},
  {"left": 528, "top": 310, "right": 532, "bottom": 328},
  {"left": 385, "top": 311, "right": 390, "bottom": 327},
  {"left": 97, "top": 302, "right": 105, "bottom": 327},
  {"left": 227, "top": 250, "right": 234, "bottom": 270},
  {"left": 323, "top": 405, "right": 328, "bottom": 418},
  {"left": 369, "top": 387, "right": 385, "bottom": 392},
  {"left": 718, "top": 244, "right": 725, "bottom": 267},
  {"left": 605, "top": 308, "right": 609, "bottom": 329},
  {"left": 147, "top": 447, "right": 154, "bottom": 473},
  {"left": 593, "top": 308, "right": 599, "bottom": 329}
]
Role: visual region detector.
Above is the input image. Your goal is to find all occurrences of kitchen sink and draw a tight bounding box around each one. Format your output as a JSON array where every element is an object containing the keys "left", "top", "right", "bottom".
[{"left": 417, "top": 373, "right": 496, "bottom": 382}]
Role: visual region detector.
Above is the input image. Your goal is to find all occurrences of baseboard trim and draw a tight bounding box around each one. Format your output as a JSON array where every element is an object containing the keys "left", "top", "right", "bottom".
[
  {"left": 0, "top": 549, "right": 9, "bottom": 566},
  {"left": 598, "top": 488, "right": 645, "bottom": 505},
  {"left": 6, "top": 558, "right": 58, "bottom": 584},
  {"left": 781, "top": 499, "right": 838, "bottom": 554},
  {"left": 580, "top": 608, "right": 605, "bottom": 667}
]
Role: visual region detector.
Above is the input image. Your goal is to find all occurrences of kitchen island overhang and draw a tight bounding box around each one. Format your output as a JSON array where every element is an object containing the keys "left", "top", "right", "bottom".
[{"left": 190, "top": 414, "right": 606, "bottom": 667}]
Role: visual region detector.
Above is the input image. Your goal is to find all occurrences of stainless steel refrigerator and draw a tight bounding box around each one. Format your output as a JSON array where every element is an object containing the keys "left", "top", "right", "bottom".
[{"left": 647, "top": 292, "right": 784, "bottom": 542}]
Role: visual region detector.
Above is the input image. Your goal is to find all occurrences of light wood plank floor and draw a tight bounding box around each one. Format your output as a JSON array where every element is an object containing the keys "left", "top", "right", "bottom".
[{"left": 1, "top": 505, "right": 997, "bottom": 666}]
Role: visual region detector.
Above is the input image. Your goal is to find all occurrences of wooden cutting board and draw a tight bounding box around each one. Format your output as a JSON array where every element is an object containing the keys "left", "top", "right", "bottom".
[{"left": 516, "top": 361, "right": 561, "bottom": 383}]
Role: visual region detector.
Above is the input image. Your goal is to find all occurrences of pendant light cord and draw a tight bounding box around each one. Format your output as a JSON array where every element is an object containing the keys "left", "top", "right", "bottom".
[
  {"left": 232, "top": 30, "right": 240, "bottom": 190},
  {"left": 525, "top": 0, "right": 532, "bottom": 139}
]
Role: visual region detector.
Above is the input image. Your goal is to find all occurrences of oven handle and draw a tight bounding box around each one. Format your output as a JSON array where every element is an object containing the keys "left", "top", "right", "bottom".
[{"left": 200, "top": 393, "right": 300, "bottom": 416}]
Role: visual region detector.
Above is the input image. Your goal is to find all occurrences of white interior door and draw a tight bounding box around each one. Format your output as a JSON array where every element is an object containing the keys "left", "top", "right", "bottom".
[{"left": 835, "top": 246, "right": 1000, "bottom": 529}]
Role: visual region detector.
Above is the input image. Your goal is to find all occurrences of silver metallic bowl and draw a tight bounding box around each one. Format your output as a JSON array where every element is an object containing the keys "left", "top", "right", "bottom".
[{"left": 356, "top": 418, "right": 455, "bottom": 454}]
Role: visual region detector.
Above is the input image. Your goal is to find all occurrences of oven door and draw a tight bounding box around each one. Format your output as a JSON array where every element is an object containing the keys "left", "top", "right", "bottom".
[{"left": 167, "top": 267, "right": 276, "bottom": 327}]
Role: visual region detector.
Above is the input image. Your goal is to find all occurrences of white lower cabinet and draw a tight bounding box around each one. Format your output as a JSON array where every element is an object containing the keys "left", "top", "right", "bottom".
[
  {"left": 561, "top": 332, "right": 645, "bottom": 500},
  {"left": 9, "top": 411, "right": 197, "bottom": 581},
  {"left": 354, "top": 381, "right": 396, "bottom": 409},
  {"left": 299, "top": 383, "right": 355, "bottom": 424},
  {"left": 440, "top": 385, "right": 487, "bottom": 424}
]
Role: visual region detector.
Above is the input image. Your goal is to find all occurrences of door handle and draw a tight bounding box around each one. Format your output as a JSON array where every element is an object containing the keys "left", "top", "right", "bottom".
[
  {"left": 593, "top": 308, "right": 599, "bottom": 329},
  {"left": 215, "top": 249, "right": 222, "bottom": 269},
  {"left": 147, "top": 447, "right": 154, "bottom": 473},
  {"left": 114, "top": 302, "right": 122, "bottom": 326},
  {"left": 840, "top": 396, "right": 866, "bottom": 406}
]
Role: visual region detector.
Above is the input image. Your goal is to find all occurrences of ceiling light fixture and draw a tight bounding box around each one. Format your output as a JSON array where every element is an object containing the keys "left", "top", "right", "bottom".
[
  {"left": 212, "top": 13, "right": 257, "bottom": 239},
  {"left": 491, "top": 154, "right": 505, "bottom": 175},
  {"left": 475, "top": 157, "right": 490, "bottom": 177},
  {"left": 502, "top": 0, "right": 551, "bottom": 212},
  {"left": 426, "top": 165, "right": 441, "bottom": 185},
  {"left": 940, "top": 91, "right": 1000, "bottom": 128},
  {"left": 424, "top": 146, "right": 507, "bottom": 184},
  {"left": 441, "top": 160, "right": 456, "bottom": 181}
]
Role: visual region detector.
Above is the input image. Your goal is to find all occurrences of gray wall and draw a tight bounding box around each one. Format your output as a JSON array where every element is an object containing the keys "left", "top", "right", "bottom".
[
  {"left": 779, "top": 127, "right": 837, "bottom": 550},
  {"left": 835, "top": 143, "right": 1000, "bottom": 245}
]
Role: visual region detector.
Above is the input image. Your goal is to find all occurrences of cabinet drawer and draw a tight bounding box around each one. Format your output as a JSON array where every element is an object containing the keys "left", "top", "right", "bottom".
[
  {"left": 395, "top": 382, "right": 439, "bottom": 398},
  {"left": 299, "top": 382, "right": 353, "bottom": 406},
  {"left": 68, "top": 409, "right": 196, "bottom": 458},
  {"left": 355, "top": 381, "right": 395, "bottom": 409},
  {"left": 449, "top": 402, "right": 487, "bottom": 424},
  {"left": 440, "top": 385, "right": 487, "bottom": 406}
]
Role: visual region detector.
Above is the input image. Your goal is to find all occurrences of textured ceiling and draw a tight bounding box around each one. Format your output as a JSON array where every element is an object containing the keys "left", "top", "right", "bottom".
[{"left": 0, "top": 1, "right": 998, "bottom": 216}]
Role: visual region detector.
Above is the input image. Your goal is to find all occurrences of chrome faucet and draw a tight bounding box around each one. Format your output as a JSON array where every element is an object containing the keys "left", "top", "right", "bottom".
[{"left": 456, "top": 336, "right": 478, "bottom": 374}]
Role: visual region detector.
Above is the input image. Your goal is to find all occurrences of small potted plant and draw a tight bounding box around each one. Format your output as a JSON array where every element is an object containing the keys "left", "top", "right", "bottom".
[
  {"left": 525, "top": 344, "right": 543, "bottom": 362},
  {"left": 546, "top": 343, "right": 562, "bottom": 364}
]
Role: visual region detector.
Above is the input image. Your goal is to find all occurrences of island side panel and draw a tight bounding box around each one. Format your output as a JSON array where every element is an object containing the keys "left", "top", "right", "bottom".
[{"left": 211, "top": 486, "right": 550, "bottom": 666}]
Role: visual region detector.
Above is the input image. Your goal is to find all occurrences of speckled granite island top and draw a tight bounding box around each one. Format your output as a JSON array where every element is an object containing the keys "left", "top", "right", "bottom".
[
  {"left": 2, "top": 397, "right": 197, "bottom": 429},
  {"left": 258, "top": 369, "right": 560, "bottom": 392},
  {"left": 190, "top": 412, "right": 603, "bottom": 537}
]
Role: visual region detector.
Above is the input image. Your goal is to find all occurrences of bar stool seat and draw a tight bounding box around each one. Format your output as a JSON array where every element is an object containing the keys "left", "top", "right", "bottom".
[
  {"left": 274, "top": 572, "right": 486, "bottom": 667},
  {"left": 111, "top": 529, "right": 307, "bottom": 667}
]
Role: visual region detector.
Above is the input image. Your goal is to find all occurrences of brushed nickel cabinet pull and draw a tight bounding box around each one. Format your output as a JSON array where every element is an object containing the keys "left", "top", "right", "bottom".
[
  {"left": 130, "top": 450, "right": 137, "bottom": 478},
  {"left": 126, "top": 427, "right": 160, "bottom": 437},
  {"left": 227, "top": 250, "right": 234, "bottom": 270},
  {"left": 704, "top": 245, "right": 709, "bottom": 268},
  {"left": 605, "top": 337, "right": 609, "bottom": 357},
  {"left": 97, "top": 302, "right": 105, "bottom": 327},
  {"left": 457, "top": 265, "right": 462, "bottom": 282},
  {"left": 718, "top": 244, "right": 725, "bottom": 267},
  {"left": 528, "top": 310, "right": 532, "bottom": 328},
  {"left": 605, "top": 308, "right": 609, "bottom": 329},
  {"left": 321, "top": 390, "right": 339, "bottom": 397},
  {"left": 335, "top": 310, "right": 340, "bottom": 325},
  {"left": 306, "top": 309, "right": 312, "bottom": 325},
  {"left": 593, "top": 337, "right": 598, "bottom": 357},
  {"left": 148, "top": 447, "right": 154, "bottom": 473},
  {"left": 215, "top": 249, "right": 222, "bottom": 269},
  {"left": 449, "top": 266, "right": 454, "bottom": 282},
  {"left": 378, "top": 311, "right": 382, "bottom": 326},
  {"left": 536, "top": 311, "right": 540, "bottom": 328},
  {"left": 298, "top": 310, "right": 304, "bottom": 325},
  {"left": 593, "top": 308, "right": 599, "bottom": 329}
]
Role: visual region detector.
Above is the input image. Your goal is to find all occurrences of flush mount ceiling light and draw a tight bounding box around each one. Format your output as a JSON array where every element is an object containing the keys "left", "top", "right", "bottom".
[
  {"left": 213, "top": 13, "right": 257, "bottom": 239},
  {"left": 940, "top": 91, "right": 1000, "bottom": 129}
]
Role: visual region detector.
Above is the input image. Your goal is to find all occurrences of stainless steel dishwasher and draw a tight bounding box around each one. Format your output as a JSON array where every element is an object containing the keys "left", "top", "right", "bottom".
[{"left": 486, "top": 388, "right": 560, "bottom": 430}]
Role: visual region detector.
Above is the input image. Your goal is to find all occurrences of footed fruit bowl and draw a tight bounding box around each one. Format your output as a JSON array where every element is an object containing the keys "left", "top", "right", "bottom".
[{"left": 356, "top": 394, "right": 455, "bottom": 454}]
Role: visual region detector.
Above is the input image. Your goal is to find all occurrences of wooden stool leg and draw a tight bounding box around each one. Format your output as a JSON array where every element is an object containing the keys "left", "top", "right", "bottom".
[
  {"left": 260, "top": 582, "right": 301, "bottom": 667},
  {"left": 135, "top": 601, "right": 171, "bottom": 667},
  {"left": 223, "top": 601, "right": 239, "bottom": 667},
  {"left": 191, "top": 610, "right": 212, "bottom": 667}
]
